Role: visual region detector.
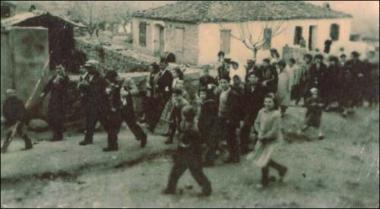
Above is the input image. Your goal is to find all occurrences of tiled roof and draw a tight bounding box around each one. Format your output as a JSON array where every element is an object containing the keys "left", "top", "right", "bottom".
[
  {"left": 1, "top": 11, "right": 85, "bottom": 28},
  {"left": 133, "top": 1, "right": 352, "bottom": 23}
]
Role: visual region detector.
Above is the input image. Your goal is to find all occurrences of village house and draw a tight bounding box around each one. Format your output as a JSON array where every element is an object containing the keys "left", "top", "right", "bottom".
[
  {"left": 1, "top": 8, "right": 84, "bottom": 106},
  {"left": 132, "top": 1, "right": 352, "bottom": 65},
  {"left": 1, "top": 1, "right": 17, "bottom": 19}
]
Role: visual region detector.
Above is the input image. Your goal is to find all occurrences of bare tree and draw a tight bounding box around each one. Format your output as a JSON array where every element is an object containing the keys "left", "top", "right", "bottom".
[
  {"left": 115, "top": 10, "right": 133, "bottom": 34},
  {"left": 220, "top": 20, "right": 286, "bottom": 59},
  {"left": 68, "top": 1, "right": 99, "bottom": 37}
]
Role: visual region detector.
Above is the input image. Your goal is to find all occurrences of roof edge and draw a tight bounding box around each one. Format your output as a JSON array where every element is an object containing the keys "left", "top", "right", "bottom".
[{"left": 132, "top": 15, "right": 353, "bottom": 25}]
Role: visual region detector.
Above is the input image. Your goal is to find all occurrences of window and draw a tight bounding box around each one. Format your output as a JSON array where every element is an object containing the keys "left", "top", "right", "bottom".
[
  {"left": 139, "top": 22, "right": 147, "bottom": 47},
  {"left": 220, "top": 29, "right": 231, "bottom": 54},
  {"left": 175, "top": 27, "right": 185, "bottom": 53},
  {"left": 294, "top": 26, "right": 303, "bottom": 45},
  {"left": 263, "top": 28, "right": 272, "bottom": 50},
  {"left": 330, "top": 24, "right": 340, "bottom": 41}
]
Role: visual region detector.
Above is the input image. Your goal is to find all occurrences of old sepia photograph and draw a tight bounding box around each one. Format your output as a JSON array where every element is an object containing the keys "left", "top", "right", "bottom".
[{"left": 1, "top": 1, "right": 379, "bottom": 208}]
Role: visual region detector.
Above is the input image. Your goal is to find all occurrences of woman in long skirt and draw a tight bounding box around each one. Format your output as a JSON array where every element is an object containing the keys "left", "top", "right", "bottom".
[
  {"left": 159, "top": 67, "right": 189, "bottom": 136},
  {"left": 247, "top": 93, "right": 287, "bottom": 188}
]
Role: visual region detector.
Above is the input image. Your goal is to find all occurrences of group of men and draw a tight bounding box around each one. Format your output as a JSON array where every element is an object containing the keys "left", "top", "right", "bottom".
[
  {"left": 154, "top": 49, "right": 379, "bottom": 167},
  {"left": 1, "top": 60, "right": 150, "bottom": 152},
  {"left": 1, "top": 47, "right": 378, "bottom": 158},
  {"left": 76, "top": 60, "right": 148, "bottom": 151}
]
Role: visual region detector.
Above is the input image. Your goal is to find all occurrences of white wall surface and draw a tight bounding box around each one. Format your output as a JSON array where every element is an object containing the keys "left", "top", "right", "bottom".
[{"left": 198, "top": 18, "right": 352, "bottom": 66}]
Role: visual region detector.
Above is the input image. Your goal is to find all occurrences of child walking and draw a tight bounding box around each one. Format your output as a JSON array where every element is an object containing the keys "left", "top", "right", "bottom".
[
  {"left": 248, "top": 93, "right": 287, "bottom": 188},
  {"left": 300, "top": 88, "right": 325, "bottom": 140},
  {"left": 163, "top": 105, "right": 212, "bottom": 197}
]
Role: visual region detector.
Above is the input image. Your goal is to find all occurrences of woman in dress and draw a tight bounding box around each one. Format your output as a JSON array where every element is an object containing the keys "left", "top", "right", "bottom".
[
  {"left": 248, "top": 93, "right": 287, "bottom": 188},
  {"left": 160, "top": 67, "right": 188, "bottom": 136}
]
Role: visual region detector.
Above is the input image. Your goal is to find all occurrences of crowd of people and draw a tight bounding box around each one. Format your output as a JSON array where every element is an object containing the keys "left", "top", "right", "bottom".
[{"left": 1, "top": 46, "right": 379, "bottom": 196}]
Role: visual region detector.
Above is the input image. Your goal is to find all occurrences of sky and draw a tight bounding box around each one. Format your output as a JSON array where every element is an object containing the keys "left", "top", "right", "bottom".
[{"left": 310, "top": 1, "right": 379, "bottom": 37}]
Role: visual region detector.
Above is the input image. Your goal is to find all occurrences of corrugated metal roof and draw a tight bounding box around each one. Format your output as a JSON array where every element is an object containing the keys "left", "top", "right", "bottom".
[
  {"left": 1, "top": 11, "right": 86, "bottom": 28},
  {"left": 133, "top": 1, "right": 352, "bottom": 23}
]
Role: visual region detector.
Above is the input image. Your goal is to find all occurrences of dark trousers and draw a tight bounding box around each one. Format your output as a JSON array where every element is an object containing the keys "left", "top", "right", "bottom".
[
  {"left": 220, "top": 117, "right": 240, "bottom": 161},
  {"left": 167, "top": 121, "right": 177, "bottom": 142},
  {"left": 106, "top": 108, "right": 147, "bottom": 149},
  {"left": 3, "top": 123, "right": 32, "bottom": 150},
  {"left": 166, "top": 149, "right": 211, "bottom": 193},
  {"left": 84, "top": 107, "right": 109, "bottom": 143},
  {"left": 144, "top": 96, "right": 161, "bottom": 131},
  {"left": 107, "top": 112, "right": 123, "bottom": 149},
  {"left": 240, "top": 110, "right": 259, "bottom": 152},
  {"left": 121, "top": 107, "right": 147, "bottom": 141},
  {"left": 261, "top": 159, "right": 286, "bottom": 186},
  {"left": 203, "top": 132, "right": 219, "bottom": 164},
  {"left": 48, "top": 107, "right": 65, "bottom": 141}
]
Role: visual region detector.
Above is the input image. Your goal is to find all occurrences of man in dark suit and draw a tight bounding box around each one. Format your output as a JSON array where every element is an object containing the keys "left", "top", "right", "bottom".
[
  {"left": 217, "top": 77, "right": 241, "bottom": 163},
  {"left": 163, "top": 106, "right": 212, "bottom": 197},
  {"left": 120, "top": 76, "right": 148, "bottom": 148},
  {"left": 78, "top": 59, "right": 109, "bottom": 146},
  {"left": 199, "top": 67, "right": 217, "bottom": 94},
  {"left": 40, "top": 65, "right": 70, "bottom": 141},
  {"left": 345, "top": 51, "right": 365, "bottom": 107},
  {"left": 103, "top": 70, "right": 148, "bottom": 152},
  {"left": 260, "top": 58, "right": 278, "bottom": 94},
  {"left": 306, "top": 54, "right": 327, "bottom": 101},
  {"left": 157, "top": 62, "right": 174, "bottom": 105},
  {"left": 198, "top": 87, "right": 219, "bottom": 166},
  {"left": 245, "top": 59, "right": 259, "bottom": 83},
  {"left": 239, "top": 72, "right": 266, "bottom": 154}
]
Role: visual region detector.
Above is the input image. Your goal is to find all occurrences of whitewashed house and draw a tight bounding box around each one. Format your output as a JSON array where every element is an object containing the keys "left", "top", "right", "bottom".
[{"left": 132, "top": 1, "right": 352, "bottom": 65}]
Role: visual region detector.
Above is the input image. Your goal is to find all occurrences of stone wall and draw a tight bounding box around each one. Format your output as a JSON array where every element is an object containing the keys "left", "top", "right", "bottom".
[{"left": 75, "top": 37, "right": 159, "bottom": 73}]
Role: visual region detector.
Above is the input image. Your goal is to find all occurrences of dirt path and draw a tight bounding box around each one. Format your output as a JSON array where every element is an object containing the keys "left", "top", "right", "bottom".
[{"left": 1, "top": 106, "right": 379, "bottom": 208}]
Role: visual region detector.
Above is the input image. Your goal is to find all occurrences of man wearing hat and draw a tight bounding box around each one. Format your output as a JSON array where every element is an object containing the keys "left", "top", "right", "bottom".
[
  {"left": 78, "top": 59, "right": 109, "bottom": 146},
  {"left": 40, "top": 65, "right": 70, "bottom": 141},
  {"left": 2, "top": 89, "right": 33, "bottom": 152}
]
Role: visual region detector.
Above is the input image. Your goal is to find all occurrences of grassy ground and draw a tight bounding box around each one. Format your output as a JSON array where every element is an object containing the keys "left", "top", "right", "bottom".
[{"left": 1, "top": 106, "right": 379, "bottom": 208}]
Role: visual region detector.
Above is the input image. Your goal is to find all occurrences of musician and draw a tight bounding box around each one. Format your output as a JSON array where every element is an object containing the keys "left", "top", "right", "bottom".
[
  {"left": 120, "top": 76, "right": 148, "bottom": 148},
  {"left": 77, "top": 59, "right": 109, "bottom": 146},
  {"left": 103, "top": 70, "right": 148, "bottom": 151}
]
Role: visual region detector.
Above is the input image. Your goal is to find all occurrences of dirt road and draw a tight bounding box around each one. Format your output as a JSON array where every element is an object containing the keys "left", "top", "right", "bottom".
[{"left": 1, "top": 106, "right": 379, "bottom": 208}]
